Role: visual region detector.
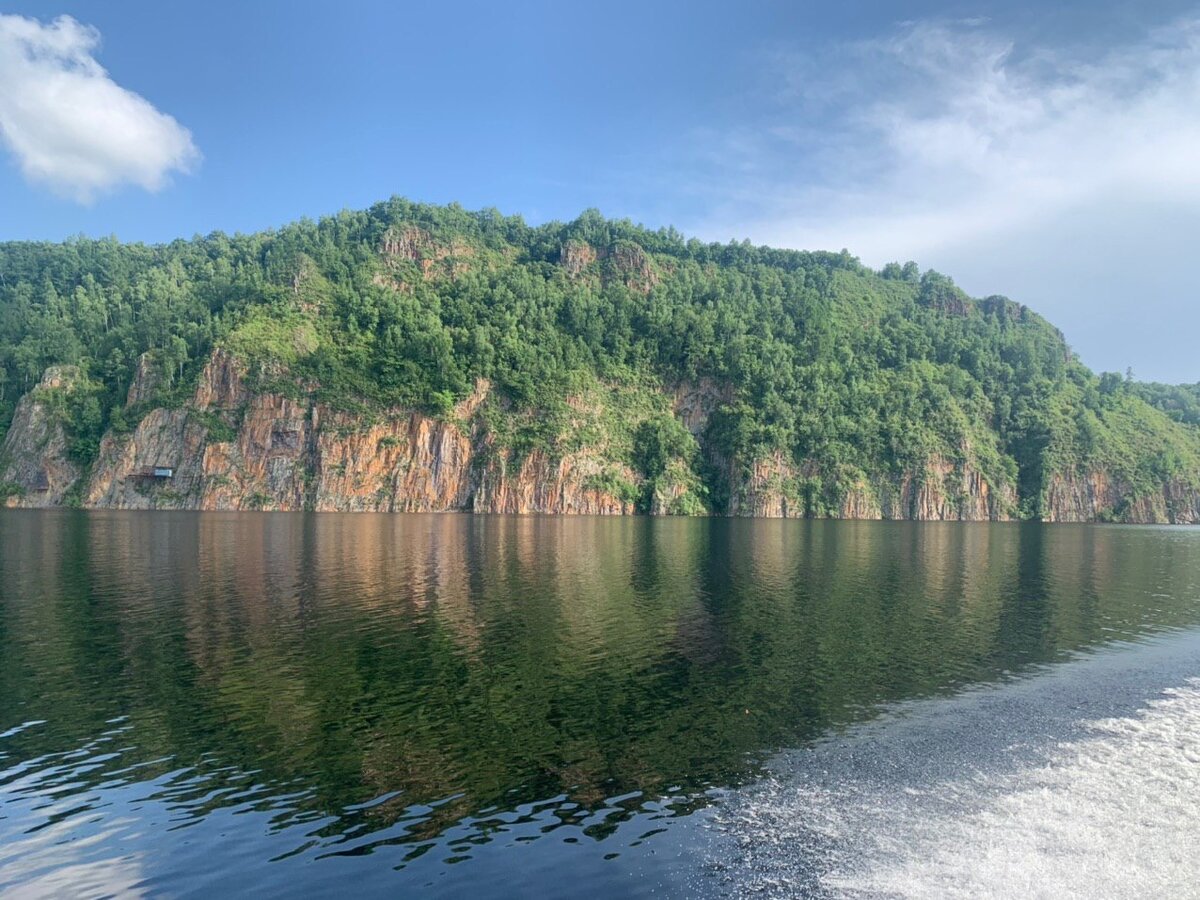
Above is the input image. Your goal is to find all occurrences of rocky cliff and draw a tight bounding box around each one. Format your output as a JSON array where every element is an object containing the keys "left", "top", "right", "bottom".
[
  {"left": 1043, "top": 469, "right": 1200, "bottom": 524},
  {"left": 723, "top": 452, "right": 1017, "bottom": 521},
  {"left": 4, "top": 201, "right": 1199, "bottom": 524},
  {"left": 0, "top": 367, "right": 84, "bottom": 508},
  {"left": 78, "top": 351, "right": 637, "bottom": 514},
  {"left": 2, "top": 351, "right": 1197, "bottom": 522}
]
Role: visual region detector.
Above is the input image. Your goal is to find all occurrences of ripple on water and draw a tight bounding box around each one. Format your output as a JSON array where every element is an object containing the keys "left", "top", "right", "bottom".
[
  {"left": 712, "top": 636, "right": 1200, "bottom": 899},
  {"left": 3, "top": 512, "right": 1200, "bottom": 897},
  {"left": 830, "top": 679, "right": 1200, "bottom": 898}
]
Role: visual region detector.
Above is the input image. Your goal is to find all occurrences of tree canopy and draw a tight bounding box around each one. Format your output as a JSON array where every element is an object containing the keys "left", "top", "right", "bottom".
[{"left": 2, "top": 197, "right": 1197, "bottom": 516}]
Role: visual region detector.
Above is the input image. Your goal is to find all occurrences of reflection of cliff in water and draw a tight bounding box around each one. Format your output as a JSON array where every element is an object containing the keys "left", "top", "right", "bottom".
[{"left": 2, "top": 512, "right": 1199, "bottom": 850}]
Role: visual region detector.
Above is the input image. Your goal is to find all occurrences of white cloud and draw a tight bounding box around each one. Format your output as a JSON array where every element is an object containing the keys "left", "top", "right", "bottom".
[
  {"left": 0, "top": 13, "right": 199, "bottom": 203},
  {"left": 714, "top": 17, "right": 1200, "bottom": 263},
  {"left": 683, "top": 14, "right": 1200, "bottom": 380}
]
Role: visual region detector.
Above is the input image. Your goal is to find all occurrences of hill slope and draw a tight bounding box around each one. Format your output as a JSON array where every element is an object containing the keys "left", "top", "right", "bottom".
[{"left": 1, "top": 199, "right": 1198, "bottom": 521}]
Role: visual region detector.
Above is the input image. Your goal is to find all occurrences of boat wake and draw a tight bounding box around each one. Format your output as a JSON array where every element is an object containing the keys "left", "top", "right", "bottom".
[{"left": 715, "top": 677, "right": 1200, "bottom": 898}]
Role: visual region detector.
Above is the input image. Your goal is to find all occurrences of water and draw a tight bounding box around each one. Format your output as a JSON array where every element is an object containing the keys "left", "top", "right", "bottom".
[
  {"left": 1, "top": 512, "right": 1198, "bottom": 897},
  {"left": 712, "top": 629, "right": 1200, "bottom": 898}
]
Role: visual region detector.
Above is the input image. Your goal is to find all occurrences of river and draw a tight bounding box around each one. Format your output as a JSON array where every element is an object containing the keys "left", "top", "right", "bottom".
[{"left": 1, "top": 511, "right": 1198, "bottom": 897}]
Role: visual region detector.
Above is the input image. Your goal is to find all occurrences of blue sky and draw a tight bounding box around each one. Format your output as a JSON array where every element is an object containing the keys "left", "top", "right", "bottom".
[{"left": 1, "top": 1, "right": 1198, "bottom": 382}]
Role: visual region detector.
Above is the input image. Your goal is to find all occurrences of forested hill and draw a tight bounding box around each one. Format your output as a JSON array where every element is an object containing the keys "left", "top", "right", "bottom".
[{"left": 1, "top": 198, "right": 1199, "bottom": 522}]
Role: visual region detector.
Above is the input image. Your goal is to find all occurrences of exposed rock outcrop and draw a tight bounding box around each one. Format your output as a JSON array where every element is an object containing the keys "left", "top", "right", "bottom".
[
  {"left": 83, "top": 353, "right": 638, "bottom": 514},
  {"left": 671, "top": 378, "right": 731, "bottom": 437},
  {"left": 476, "top": 449, "right": 636, "bottom": 515},
  {"left": 1043, "top": 469, "right": 1200, "bottom": 524},
  {"left": 125, "top": 352, "right": 163, "bottom": 408},
  {"left": 379, "top": 225, "right": 474, "bottom": 282},
  {"left": 193, "top": 348, "right": 247, "bottom": 410},
  {"left": 3, "top": 353, "right": 1195, "bottom": 522},
  {"left": 875, "top": 455, "right": 1016, "bottom": 521},
  {"left": 560, "top": 240, "right": 597, "bottom": 277},
  {"left": 85, "top": 410, "right": 205, "bottom": 508},
  {"left": 309, "top": 407, "right": 476, "bottom": 512},
  {"left": 839, "top": 483, "right": 883, "bottom": 519},
  {"left": 725, "top": 453, "right": 1017, "bottom": 521},
  {"left": 607, "top": 241, "right": 658, "bottom": 294},
  {"left": 728, "top": 453, "right": 805, "bottom": 518},
  {"left": 980, "top": 295, "right": 1025, "bottom": 322},
  {"left": 0, "top": 366, "right": 83, "bottom": 507},
  {"left": 557, "top": 239, "right": 658, "bottom": 294}
]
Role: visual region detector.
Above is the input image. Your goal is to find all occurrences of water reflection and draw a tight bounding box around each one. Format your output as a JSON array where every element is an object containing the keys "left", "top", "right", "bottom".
[{"left": 1, "top": 512, "right": 1199, "bottom": 893}]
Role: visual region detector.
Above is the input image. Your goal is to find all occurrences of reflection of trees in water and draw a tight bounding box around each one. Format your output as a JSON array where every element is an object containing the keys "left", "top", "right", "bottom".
[{"left": 1, "top": 511, "right": 1198, "bottom": 850}]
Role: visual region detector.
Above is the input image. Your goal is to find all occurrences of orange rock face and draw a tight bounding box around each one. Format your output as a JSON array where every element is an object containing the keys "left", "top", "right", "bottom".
[
  {"left": 728, "top": 453, "right": 806, "bottom": 518},
  {"left": 877, "top": 455, "right": 1015, "bottom": 521},
  {"left": 560, "top": 240, "right": 597, "bottom": 278},
  {"left": 724, "top": 452, "right": 1017, "bottom": 521},
  {"left": 83, "top": 353, "right": 637, "bottom": 514},
  {"left": 1043, "top": 469, "right": 1200, "bottom": 524},
  {"left": 0, "top": 366, "right": 82, "bottom": 508},
  {"left": 475, "top": 448, "right": 636, "bottom": 515},
  {"left": 7, "top": 355, "right": 1191, "bottom": 522}
]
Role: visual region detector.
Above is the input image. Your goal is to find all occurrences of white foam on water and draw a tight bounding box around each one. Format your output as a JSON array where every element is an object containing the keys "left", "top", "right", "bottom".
[{"left": 719, "top": 678, "right": 1200, "bottom": 899}]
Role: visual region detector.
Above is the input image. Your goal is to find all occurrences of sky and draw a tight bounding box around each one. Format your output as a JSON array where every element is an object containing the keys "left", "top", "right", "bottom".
[{"left": 0, "top": 0, "right": 1198, "bottom": 382}]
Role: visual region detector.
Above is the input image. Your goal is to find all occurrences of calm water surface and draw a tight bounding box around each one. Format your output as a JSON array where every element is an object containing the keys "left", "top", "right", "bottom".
[{"left": 1, "top": 511, "right": 1199, "bottom": 897}]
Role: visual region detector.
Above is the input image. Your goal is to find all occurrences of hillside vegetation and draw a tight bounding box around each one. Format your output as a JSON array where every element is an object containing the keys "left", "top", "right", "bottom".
[{"left": 1, "top": 198, "right": 1198, "bottom": 519}]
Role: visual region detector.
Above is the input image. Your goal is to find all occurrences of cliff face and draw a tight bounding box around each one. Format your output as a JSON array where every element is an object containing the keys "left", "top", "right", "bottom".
[
  {"left": 308, "top": 408, "right": 473, "bottom": 512},
  {"left": 668, "top": 378, "right": 1018, "bottom": 521},
  {"left": 125, "top": 352, "right": 163, "bottom": 408},
  {"left": 874, "top": 455, "right": 1016, "bottom": 522},
  {"left": 725, "top": 453, "right": 1017, "bottom": 521},
  {"left": 0, "top": 367, "right": 82, "bottom": 508},
  {"left": 3, "top": 352, "right": 1196, "bottom": 521},
  {"left": 85, "top": 409, "right": 207, "bottom": 508},
  {"left": 82, "top": 351, "right": 636, "bottom": 514},
  {"left": 1043, "top": 469, "right": 1200, "bottom": 524},
  {"left": 727, "top": 453, "right": 806, "bottom": 518},
  {"left": 476, "top": 449, "right": 636, "bottom": 515},
  {"left": 559, "top": 239, "right": 659, "bottom": 294}
]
